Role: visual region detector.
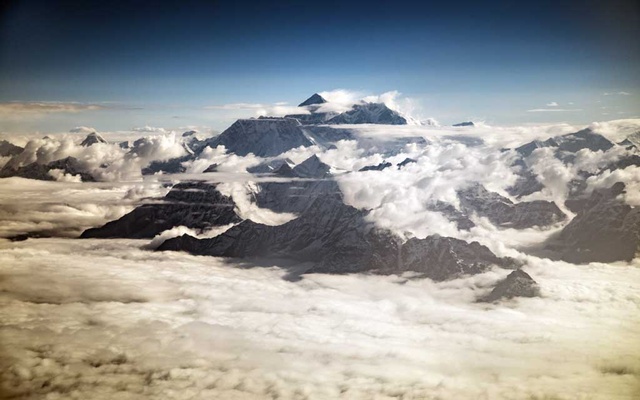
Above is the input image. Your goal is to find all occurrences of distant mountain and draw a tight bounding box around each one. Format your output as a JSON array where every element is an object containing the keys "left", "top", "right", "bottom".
[
  {"left": 158, "top": 198, "right": 515, "bottom": 280},
  {"left": 481, "top": 270, "right": 540, "bottom": 302},
  {"left": 327, "top": 102, "right": 408, "bottom": 125},
  {"left": 515, "top": 128, "right": 614, "bottom": 157},
  {"left": 298, "top": 93, "right": 327, "bottom": 107},
  {"left": 81, "top": 181, "right": 240, "bottom": 239},
  {"left": 0, "top": 156, "right": 94, "bottom": 182},
  {"left": 80, "top": 132, "right": 107, "bottom": 147},
  {"left": 247, "top": 158, "right": 295, "bottom": 174},
  {"left": 453, "top": 121, "right": 475, "bottom": 127},
  {"left": 457, "top": 184, "right": 566, "bottom": 229},
  {"left": 202, "top": 118, "right": 315, "bottom": 157},
  {"left": 291, "top": 155, "right": 331, "bottom": 178},
  {"left": 359, "top": 162, "right": 393, "bottom": 172},
  {"left": 547, "top": 182, "right": 640, "bottom": 263},
  {"left": 0, "top": 140, "right": 23, "bottom": 157}
]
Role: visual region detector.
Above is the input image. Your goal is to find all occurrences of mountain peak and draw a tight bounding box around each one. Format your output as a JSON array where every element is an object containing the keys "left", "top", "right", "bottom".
[
  {"left": 80, "top": 132, "right": 107, "bottom": 147},
  {"left": 298, "top": 93, "right": 327, "bottom": 107}
]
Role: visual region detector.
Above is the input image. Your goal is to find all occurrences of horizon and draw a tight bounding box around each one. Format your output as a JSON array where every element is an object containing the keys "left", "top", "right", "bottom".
[{"left": 1, "top": 0, "right": 639, "bottom": 134}]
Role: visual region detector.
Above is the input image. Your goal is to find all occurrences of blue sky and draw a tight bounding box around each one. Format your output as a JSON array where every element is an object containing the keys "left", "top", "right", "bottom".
[{"left": 0, "top": 0, "right": 638, "bottom": 133}]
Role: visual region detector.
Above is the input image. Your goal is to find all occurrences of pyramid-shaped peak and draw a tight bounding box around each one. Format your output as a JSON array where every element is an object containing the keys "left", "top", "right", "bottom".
[
  {"left": 80, "top": 132, "right": 107, "bottom": 147},
  {"left": 298, "top": 93, "right": 327, "bottom": 107}
]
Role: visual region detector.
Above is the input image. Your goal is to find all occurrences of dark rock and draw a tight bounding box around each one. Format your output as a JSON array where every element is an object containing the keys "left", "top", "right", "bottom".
[
  {"left": 80, "top": 132, "right": 107, "bottom": 147},
  {"left": 453, "top": 121, "right": 475, "bottom": 127},
  {"left": 202, "top": 118, "right": 313, "bottom": 157},
  {"left": 247, "top": 158, "right": 295, "bottom": 174},
  {"left": 158, "top": 198, "right": 513, "bottom": 281},
  {"left": 203, "top": 163, "right": 219, "bottom": 173},
  {"left": 548, "top": 182, "right": 640, "bottom": 263},
  {"left": 298, "top": 93, "right": 327, "bottom": 107},
  {"left": 458, "top": 184, "right": 566, "bottom": 229},
  {"left": 255, "top": 180, "right": 343, "bottom": 214},
  {"left": 359, "top": 162, "right": 393, "bottom": 172},
  {"left": 141, "top": 155, "right": 192, "bottom": 175},
  {"left": 81, "top": 181, "right": 241, "bottom": 239},
  {"left": 397, "top": 158, "right": 417, "bottom": 168},
  {"left": 0, "top": 140, "right": 23, "bottom": 157},
  {"left": 0, "top": 156, "right": 95, "bottom": 182},
  {"left": 426, "top": 201, "right": 476, "bottom": 231},
  {"left": 291, "top": 155, "right": 331, "bottom": 178},
  {"left": 327, "top": 103, "right": 407, "bottom": 125},
  {"left": 481, "top": 270, "right": 540, "bottom": 302}
]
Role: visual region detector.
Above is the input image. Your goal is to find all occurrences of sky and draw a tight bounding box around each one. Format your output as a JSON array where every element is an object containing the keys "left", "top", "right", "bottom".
[{"left": 1, "top": 0, "right": 639, "bottom": 133}]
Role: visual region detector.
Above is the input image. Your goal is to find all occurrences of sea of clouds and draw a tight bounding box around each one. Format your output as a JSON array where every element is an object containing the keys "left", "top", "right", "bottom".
[{"left": 1, "top": 112, "right": 640, "bottom": 398}]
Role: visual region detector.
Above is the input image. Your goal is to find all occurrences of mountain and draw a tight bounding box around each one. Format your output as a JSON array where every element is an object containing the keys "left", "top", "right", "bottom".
[
  {"left": 247, "top": 158, "right": 295, "bottom": 174},
  {"left": 298, "top": 93, "right": 327, "bottom": 107},
  {"left": 0, "top": 140, "right": 23, "bottom": 157},
  {"left": 515, "top": 128, "right": 614, "bottom": 157},
  {"left": 158, "top": 198, "right": 515, "bottom": 280},
  {"left": 0, "top": 156, "right": 95, "bottom": 182},
  {"left": 202, "top": 118, "right": 315, "bottom": 157},
  {"left": 254, "top": 180, "right": 343, "bottom": 213},
  {"left": 426, "top": 201, "right": 476, "bottom": 231},
  {"left": 457, "top": 184, "right": 566, "bottom": 229},
  {"left": 481, "top": 270, "right": 540, "bottom": 302},
  {"left": 359, "top": 162, "right": 393, "bottom": 172},
  {"left": 327, "top": 102, "right": 408, "bottom": 125},
  {"left": 81, "top": 182, "right": 241, "bottom": 239},
  {"left": 80, "top": 132, "right": 107, "bottom": 147},
  {"left": 291, "top": 155, "right": 331, "bottom": 178},
  {"left": 453, "top": 121, "right": 475, "bottom": 127},
  {"left": 547, "top": 182, "right": 640, "bottom": 263}
]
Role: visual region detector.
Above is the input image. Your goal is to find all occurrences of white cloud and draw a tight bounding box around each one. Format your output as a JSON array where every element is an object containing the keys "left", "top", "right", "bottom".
[
  {"left": 527, "top": 108, "right": 583, "bottom": 112},
  {"left": 0, "top": 237, "right": 638, "bottom": 399},
  {"left": 603, "top": 91, "right": 632, "bottom": 96},
  {"left": 546, "top": 102, "right": 559, "bottom": 107},
  {"left": 69, "top": 126, "right": 97, "bottom": 134},
  {"left": 205, "top": 102, "right": 309, "bottom": 117},
  {"left": 132, "top": 126, "right": 168, "bottom": 133}
]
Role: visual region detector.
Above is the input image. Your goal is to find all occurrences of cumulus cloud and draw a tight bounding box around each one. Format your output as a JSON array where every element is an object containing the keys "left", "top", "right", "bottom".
[{"left": 546, "top": 101, "right": 559, "bottom": 107}]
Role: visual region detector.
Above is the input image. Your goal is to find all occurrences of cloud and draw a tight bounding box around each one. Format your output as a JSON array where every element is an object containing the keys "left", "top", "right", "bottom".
[
  {"left": 132, "top": 126, "right": 168, "bottom": 133},
  {"left": 0, "top": 102, "right": 104, "bottom": 117},
  {"left": 527, "top": 108, "right": 583, "bottom": 112},
  {"left": 0, "top": 237, "right": 638, "bottom": 399},
  {"left": 603, "top": 91, "right": 632, "bottom": 96},
  {"left": 546, "top": 102, "right": 559, "bottom": 107},
  {"left": 69, "top": 126, "right": 97, "bottom": 134},
  {"left": 205, "top": 102, "right": 309, "bottom": 117}
]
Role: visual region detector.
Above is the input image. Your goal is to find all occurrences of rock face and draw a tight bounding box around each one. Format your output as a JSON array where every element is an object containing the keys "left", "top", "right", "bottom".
[
  {"left": 516, "top": 128, "right": 614, "bottom": 157},
  {"left": 0, "top": 157, "right": 95, "bottom": 182},
  {"left": 457, "top": 184, "right": 566, "bottom": 229},
  {"left": 291, "top": 155, "right": 331, "bottom": 178},
  {"left": 142, "top": 155, "right": 192, "bottom": 175},
  {"left": 548, "top": 182, "right": 640, "bottom": 263},
  {"left": 359, "top": 162, "right": 393, "bottom": 172},
  {"left": 81, "top": 182, "right": 241, "bottom": 239},
  {"left": 482, "top": 270, "right": 540, "bottom": 302},
  {"left": 0, "top": 140, "right": 23, "bottom": 157},
  {"left": 298, "top": 93, "right": 327, "bottom": 107},
  {"left": 398, "top": 236, "right": 512, "bottom": 281},
  {"left": 255, "top": 180, "right": 343, "bottom": 214},
  {"left": 80, "top": 132, "right": 107, "bottom": 147},
  {"left": 426, "top": 201, "right": 476, "bottom": 231},
  {"left": 158, "top": 198, "right": 514, "bottom": 281},
  {"left": 203, "top": 118, "right": 314, "bottom": 157},
  {"left": 247, "top": 158, "right": 295, "bottom": 174},
  {"left": 327, "top": 103, "right": 407, "bottom": 125},
  {"left": 397, "top": 158, "right": 417, "bottom": 168}
]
